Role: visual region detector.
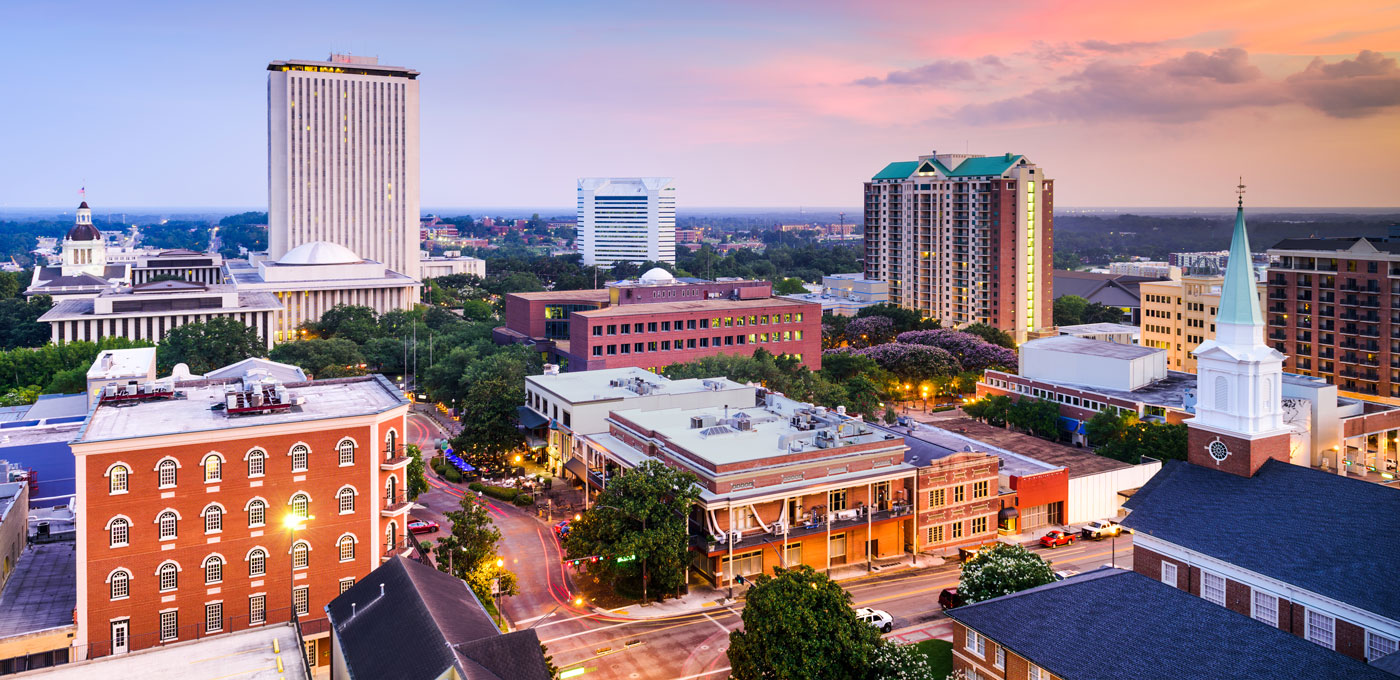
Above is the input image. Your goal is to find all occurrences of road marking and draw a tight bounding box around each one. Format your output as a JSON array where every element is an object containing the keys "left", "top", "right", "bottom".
[
  {"left": 670, "top": 669, "right": 732, "bottom": 679},
  {"left": 540, "top": 619, "right": 641, "bottom": 643},
  {"left": 702, "top": 612, "right": 729, "bottom": 633}
]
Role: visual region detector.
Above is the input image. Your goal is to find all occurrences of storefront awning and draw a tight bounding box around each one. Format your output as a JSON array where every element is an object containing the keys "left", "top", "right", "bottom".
[
  {"left": 563, "top": 457, "right": 588, "bottom": 481},
  {"left": 516, "top": 406, "right": 548, "bottom": 430}
]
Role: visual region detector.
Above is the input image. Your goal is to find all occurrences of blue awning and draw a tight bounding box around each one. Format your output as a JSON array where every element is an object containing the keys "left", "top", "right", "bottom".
[{"left": 517, "top": 405, "right": 548, "bottom": 429}]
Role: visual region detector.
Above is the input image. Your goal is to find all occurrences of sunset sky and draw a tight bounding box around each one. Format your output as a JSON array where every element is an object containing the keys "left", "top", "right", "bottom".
[{"left": 1, "top": 0, "right": 1397, "bottom": 210}]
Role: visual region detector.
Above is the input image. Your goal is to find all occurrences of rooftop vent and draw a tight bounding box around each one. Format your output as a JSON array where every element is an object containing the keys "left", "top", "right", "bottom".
[
  {"left": 98, "top": 380, "right": 175, "bottom": 405},
  {"left": 224, "top": 376, "right": 294, "bottom": 416}
]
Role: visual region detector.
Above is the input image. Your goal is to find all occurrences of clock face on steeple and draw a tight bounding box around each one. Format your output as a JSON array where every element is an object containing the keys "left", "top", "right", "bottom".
[{"left": 1207, "top": 438, "right": 1231, "bottom": 463}]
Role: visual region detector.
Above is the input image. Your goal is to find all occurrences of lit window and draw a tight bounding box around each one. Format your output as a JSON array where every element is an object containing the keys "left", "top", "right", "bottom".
[
  {"left": 158, "top": 460, "right": 177, "bottom": 488},
  {"left": 291, "top": 493, "right": 309, "bottom": 519},
  {"left": 109, "top": 570, "right": 130, "bottom": 600},
  {"left": 248, "top": 548, "right": 267, "bottom": 577},
  {"left": 109, "top": 465, "right": 129, "bottom": 494},
  {"left": 203, "top": 455, "right": 221, "bottom": 482},
  {"left": 158, "top": 563, "right": 178, "bottom": 592}
]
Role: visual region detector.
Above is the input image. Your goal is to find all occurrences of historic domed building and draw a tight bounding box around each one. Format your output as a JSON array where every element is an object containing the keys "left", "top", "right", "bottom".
[{"left": 26, "top": 202, "right": 131, "bottom": 298}]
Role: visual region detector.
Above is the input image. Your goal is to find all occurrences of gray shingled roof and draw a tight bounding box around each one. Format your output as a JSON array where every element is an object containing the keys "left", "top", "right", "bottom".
[
  {"left": 325, "top": 557, "right": 550, "bottom": 680},
  {"left": 946, "top": 568, "right": 1394, "bottom": 680},
  {"left": 1123, "top": 459, "right": 1400, "bottom": 622}
]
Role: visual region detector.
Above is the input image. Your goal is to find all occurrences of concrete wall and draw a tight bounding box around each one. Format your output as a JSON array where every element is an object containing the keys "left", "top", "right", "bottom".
[{"left": 1066, "top": 460, "right": 1161, "bottom": 524}]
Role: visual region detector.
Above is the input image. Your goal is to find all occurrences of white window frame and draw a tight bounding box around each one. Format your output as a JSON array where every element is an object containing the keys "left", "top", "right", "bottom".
[
  {"left": 289, "top": 444, "right": 309, "bottom": 472},
  {"left": 159, "top": 610, "right": 178, "bottom": 642},
  {"left": 156, "top": 458, "right": 179, "bottom": 489},
  {"left": 290, "top": 492, "right": 311, "bottom": 519},
  {"left": 994, "top": 645, "right": 1004, "bottom": 669},
  {"left": 107, "top": 516, "right": 131, "bottom": 547},
  {"left": 1201, "top": 570, "right": 1226, "bottom": 607},
  {"left": 156, "top": 509, "right": 180, "bottom": 541},
  {"left": 293, "top": 586, "right": 309, "bottom": 616},
  {"left": 202, "top": 504, "right": 224, "bottom": 534},
  {"left": 1305, "top": 609, "right": 1336, "bottom": 649},
  {"left": 106, "top": 463, "right": 130, "bottom": 495},
  {"left": 1160, "top": 561, "right": 1178, "bottom": 587},
  {"left": 337, "top": 486, "right": 356, "bottom": 515},
  {"left": 337, "top": 534, "right": 356, "bottom": 562},
  {"left": 203, "top": 555, "right": 224, "bottom": 585},
  {"left": 339, "top": 578, "right": 355, "bottom": 594},
  {"left": 1369, "top": 631, "right": 1399, "bottom": 662},
  {"left": 157, "top": 561, "right": 180, "bottom": 592},
  {"left": 202, "top": 453, "right": 223, "bottom": 483},
  {"left": 245, "top": 448, "right": 266, "bottom": 478},
  {"left": 292, "top": 540, "right": 311, "bottom": 569},
  {"left": 107, "top": 568, "right": 131, "bottom": 601},
  {"left": 246, "top": 498, "right": 267, "bottom": 528},
  {"left": 965, "top": 629, "right": 985, "bottom": 656},
  {"left": 337, "top": 438, "right": 356, "bottom": 466},
  {"left": 249, "top": 594, "right": 267, "bottom": 625},
  {"left": 1251, "top": 590, "right": 1278, "bottom": 627},
  {"left": 247, "top": 547, "right": 268, "bottom": 577},
  {"left": 204, "top": 601, "right": 223, "bottom": 633}
]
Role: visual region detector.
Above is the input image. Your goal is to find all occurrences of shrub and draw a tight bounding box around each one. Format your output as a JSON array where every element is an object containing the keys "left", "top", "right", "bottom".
[
  {"left": 476, "top": 485, "right": 519, "bottom": 503},
  {"left": 468, "top": 482, "right": 485, "bottom": 492},
  {"left": 514, "top": 494, "right": 534, "bottom": 507},
  {"left": 444, "top": 467, "right": 462, "bottom": 483}
]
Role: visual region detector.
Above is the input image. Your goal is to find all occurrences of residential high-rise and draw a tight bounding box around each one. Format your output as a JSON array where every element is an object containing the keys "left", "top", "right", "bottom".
[
  {"left": 267, "top": 55, "right": 420, "bottom": 278},
  {"left": 577, "top": 177, "right": 676, "bottom": 266},
  {"left": 863, "top": 151, "right": 1052, "bottom": 344},
  {"left": 1140, "top": 272, "right": 1266, "bottom": 372}
]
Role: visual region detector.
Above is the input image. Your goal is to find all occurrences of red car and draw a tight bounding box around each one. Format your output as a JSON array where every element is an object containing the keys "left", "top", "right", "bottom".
[
  {"left": 408, "top": 519, "right": 440, "bottom": 535},
  {"left": 553, "top": 520, "right": 571, "bottom": 538},
  {"left": 1039, "top": 530, "right": 1076, "bottom": 548}
]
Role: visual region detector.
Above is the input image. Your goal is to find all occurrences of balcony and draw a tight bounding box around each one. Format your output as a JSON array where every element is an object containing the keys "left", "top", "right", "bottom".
[
  {"left": 381, "top": 456, "right": 411, "bottom": 471},
  {"left": 692, "top": 503, "right": 917, "bottom": 555},
  {"left": 1319, "top": 349, "right": 1335, "bottom": 360},
  {"left": 1319, "top": 293, "right": 1336, "bottom": 303},
  {"left": 1269, "top": 331, "right": 1288, "bottom": 341},
  {"left": 381, "top": 500, "right": 412, "bottom": 516}
]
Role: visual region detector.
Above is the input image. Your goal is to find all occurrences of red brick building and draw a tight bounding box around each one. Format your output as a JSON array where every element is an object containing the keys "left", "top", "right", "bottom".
[
  {"left": 493, "top": 272, "right": 821, "bottom": 372},
  {"left": 72, "top": 372, "right": 411, "bottom": 671}
]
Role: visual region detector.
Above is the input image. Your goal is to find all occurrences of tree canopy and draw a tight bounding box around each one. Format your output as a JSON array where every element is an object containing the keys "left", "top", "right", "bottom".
[
  {"left": 157, "top": 317, "right": 267, "bottom": 374},
  {"left": 959, "top": 543, "right": 1057, "bottom": 604},
  {"left": 435, "top": 492, "right": 518, "bottom": 603},
  {"left": 728, "top": 566, "right": 883, "bottom": 680}
]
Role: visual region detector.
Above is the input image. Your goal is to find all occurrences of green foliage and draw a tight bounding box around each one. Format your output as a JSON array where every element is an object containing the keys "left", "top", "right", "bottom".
[
  {"left": 962, "top": 395, "right": 1012, "bottom": 427},
  {"left": 772, "top": 277, "right": 808, "bottom": 295},
  {"left": 1096, "top": 417, "right": 1188, "bottom": 464},
  {"left": 1053, "top": 295, "right": 1125, "bottom": 326},
  {"left": 216, "top": 213, "right": 269, "bottom": 259},
  {"left": 661, "top": 349, "right": 886, "bottom": 420},
  {"left": 448, "top": 347, "right": 540, "bottom": 473},
  {"left": 1005, "top": 398, "right": 1062, "bottom": 439},
  {"left": 961, "top": 323, "right": 1016, "bottom": 349},
  {"left": 854, "top": 303, "right": 938, "bottom": 335},
  {"left": 0, "top": 385, "right": 42, "bottom": 407},
  {"left": 868, "top": 640, "right": 943, "bottom": 680},
  {"left": 269, "top": 338, "right": 366, "bottom": 378},
  {"left": 0, "top": 337, "right": 153, "bottom": 395},
  {"left": 1085, "top": 408, "right": 1135, "bottom": 448},
  {"left": 157, "top": 317, "right": 267, "bottom": 374},
  {"left": 311, "top": 304, "right": 381, "bottom": 344},
  {"left": 44, "top": 366, "right": 88, "bottom": 394},
  {"left": 406, "top": 444, "right": 428, "bottom": 501},
  {"left": 472, "top": 483, "right": 522, "bottom": 503},
  {"left": 0, "top": 295, "right": 54, "bottom": 350},
  {"left": 564, "top": 460, "right": 700, "bottom": 600},
  {"left": 435, "top": 493, "right": 517, "bottom": 602},
  {"left": 727, "top": 566, "right": 882, "bottom": 680},
  {"left": 139, "top": 220, "right": 210, "bottom": 251},
  {"left": 958, "top": 543, "right": 1057, "bottom": 604}
]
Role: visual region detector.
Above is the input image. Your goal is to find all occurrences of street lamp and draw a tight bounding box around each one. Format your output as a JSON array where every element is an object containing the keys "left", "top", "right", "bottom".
[{"left": 283, "top": 514, "right": 313, "bottom": 626}]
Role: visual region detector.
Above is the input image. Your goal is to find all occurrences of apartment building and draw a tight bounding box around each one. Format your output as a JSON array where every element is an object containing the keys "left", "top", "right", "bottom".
[
  {"left": 1267, "top": 233, "right": 1400, "bottom": 400},
  {"left": 1139, "top": 272, "right": 1265, "bottom": 373},
  {"left": 493, "top": 270, "right": 821, "bottom": 372},
  {"left": 863, "top": 151, "right": 1053, "bottom": 344},
  {"left": 71, "top": 364, "right": 411, "bottom": 673}
]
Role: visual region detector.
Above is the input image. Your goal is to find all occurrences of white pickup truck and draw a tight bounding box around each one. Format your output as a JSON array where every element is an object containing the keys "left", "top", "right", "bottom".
[{"left": 1079, "top": 519, "right": 1128, "bottom": 540}]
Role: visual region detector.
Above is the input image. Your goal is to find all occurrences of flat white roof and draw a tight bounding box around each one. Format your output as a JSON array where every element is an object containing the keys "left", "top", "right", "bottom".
[
  {"left": 85, "top": 348, "right": 156, "bottom": 380},
  {"left": 1057, "top": 323, "right": 1141, "bottom": 336},
  {"left": 77, "top": 375, "right": 407, "bottom": 443},
  {"left": 1024, "top": 335, "right": 1160, "bottom": 360},
  {"left": 527, "top": 367, "right": 749, "bottom": 405},
  {"left": 18, "top": 623, "right": 308, "bottom": 679}
]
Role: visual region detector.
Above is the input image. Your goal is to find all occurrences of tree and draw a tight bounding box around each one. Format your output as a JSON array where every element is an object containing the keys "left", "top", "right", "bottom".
[
  {"left": 958, "top": 543, "right": 1056, "bottom": 604},
  {"left": 846, "top": 316, "right": 896, "bottom": 348},
  {"left": 962, "top": 394, "right": 1012, "bottom": 427},
  {"left": 406, "top": 444, "right": 429, "bottom": 500},
  {"left": 867, "top": 641, "right": 940, "bottom": 680},
  {"left": 0, "top": 295, "right": 53, "bottom": 350},
  {"left": 157, "top": 317, "right": 266, "bottom": 374},
  {"left": 564, "top": 460, "right": 700, "bottom": 601},
  {"left": 855, "top": 303, "right": 937, "bottom": 334},
  {"left": 1082, "top": 302, "right": 1125, "bottom": 324},
  {"left": 269, "top": 338, "right": 366, "bottom": 377},
  {"left": 1085, "top": 409, "right": 1134, "bottom": 448},
  {"left": 961, "top": 323, "right": 1016, "bottom": 349},
  {"left": 772, "top": 277, "right": 808, "bottom": 295},
  {"left": 1053, "top": 295, "right": 1089, "bottom": 326},
  {"left": 1006, "top": 398, "right": 1061, "bottom": 439},
  {"left": 313, "top": 305, "right": 380, "bottom": 344},
  {"left": 449, "top": 347, "right": 539, "bottom": 473},
  {"left": 727, "top": 566, "right": 882, "bottom": 680},
  {"left": 436, "top": 493, "right": 517, "bottom": 601}
]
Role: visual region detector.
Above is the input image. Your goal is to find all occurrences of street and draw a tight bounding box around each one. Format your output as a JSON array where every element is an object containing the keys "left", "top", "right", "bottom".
[{"left": 405, "top": 410, "right": 1134, "bottom": 680}]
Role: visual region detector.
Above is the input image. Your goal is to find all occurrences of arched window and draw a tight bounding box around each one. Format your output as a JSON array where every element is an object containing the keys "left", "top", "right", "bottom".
[
  {"left": 1214, "top": 376, "right": 1229, "bottom": 411},
  {"left": 338, "top": 535, "right": 356, "bottom": 562},
  {"left": 290, "top": 444, "right": 309, "bottom": 472},
  {"left": 247, "top": 548, "right": 267, "bottom": 577},
  {"left": 385, "top": 429, "right": 398, "bottom": 458},
  {"left": 203, "top": 454, "right": 222, "bottom": 483},
  {"left": 385, "top": 522, "right": 397, "bottom": 551},
  {"left": 157, "top": 459, "right": 178, "bottom": 488},
  {"left": 337, "top": 487, "right": 356, "bottom": 514},
  {"left": 202, "top": 505, "right": 223, "bottom": 534},
  {"left": 290, "top": 493, "right": 310, "bottom": 519},
  {"left": 108, "top": 465, "right": 129, "bottom": 494},
  {"left": 158, "top": 511, "right": 178, "bottom": 540},
  {"left": 203, "top": 555, "right": 223, "bottom": 584},
  {"left": 158, "top": 562, "right": 179, "bottom": 592},
  {"left": 246, "top": 449, "right": 267, "bottom": 477},
  {"left": 108, "top": 517, "right": 130, "bottom": 547},
  {"left": 292, "top": 541, "right": 310, "bottom": 569},
  {"left": 109, "top": 569, "right": 130, "bottom": 600},
  {"left": 385, "top": 476, "right": 398, "bottom": 506},
  {"left": 337, "top": 439, "right": 355, "bottom": 466},
  {"left": 247, "top": 499, "right": 267, "bottom": 528}
]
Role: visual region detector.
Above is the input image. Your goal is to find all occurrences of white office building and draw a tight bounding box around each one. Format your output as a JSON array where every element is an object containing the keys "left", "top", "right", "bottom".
[
  {"left": 577, "top": 177, "right": 676, "bottom": 266},
  {"left": 268, "top": 54, "right": 421, "bottom": 279}
]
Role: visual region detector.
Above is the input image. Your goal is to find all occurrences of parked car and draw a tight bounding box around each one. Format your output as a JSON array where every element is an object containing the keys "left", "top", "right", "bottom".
[
  {"left": 408, "top": 519, "right": 439, "bottom": 535},
  {"left": 1080, "top": 520, "right": 1126, "bottom": 541},
  {"left": 553, "top": 520, "right": 571, "bottom": 538},
  {"left": 1039, "top": 530, "right": 1076, "bottom": 549},
  {"left": 856, "top": 607, "right": 894, "bottom": 633},
  {"left": 938, "top": 588, "right": 964, "bottom": 610}
]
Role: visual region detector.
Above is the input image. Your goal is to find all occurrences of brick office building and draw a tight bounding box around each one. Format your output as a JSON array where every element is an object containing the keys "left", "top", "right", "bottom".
[
  {"left": 1266, "top": 231, "right": 1400, "bottom": 401},
  {"left": 493, "top": 270, "right": 821, "bottom": 372},
  {"left": 72, "top": 365, "right": 411, "bottom": 672}
]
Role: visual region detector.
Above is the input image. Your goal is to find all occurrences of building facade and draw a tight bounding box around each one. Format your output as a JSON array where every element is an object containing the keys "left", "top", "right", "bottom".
[
  {"left": 40, "top": 280, "right": 282, "bottom": 348},
  {"left": 577, "top": 177, "right": 676, "bottom": 266},
  {"left": 1267, "top": 234, "right": 1400, "bottom": 401},
  {"left": 27, "top": 203, "right": 130, "bottom": 299},
  {"left": 781, "top": 273, "right": 890, "bottom": 317},
  {"left": 268, "top": 55, "right": 420, "bottom": 278},
  {"left": 72, "top": 370, "right": 412, "bottom": 669},
  {"left": 863, "top": 151, "right": 1053, "bottom": 344},
  {"left": 131, "top": 250, "right": 225, "bottom": 285},
  {"left": 1140, "top": 272, "right": 1266, "bottom": 373}
]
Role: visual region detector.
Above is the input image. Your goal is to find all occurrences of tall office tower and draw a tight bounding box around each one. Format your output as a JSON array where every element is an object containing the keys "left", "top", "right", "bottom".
[
  {"left": 864, "top": 151, "right": 1053, "bottom": 344},
  {"left": 578, "top": 177, "right": 676, "bottom": 266},
  {"left": 268, "top": 54, "right": 420, "bottom": 278}
]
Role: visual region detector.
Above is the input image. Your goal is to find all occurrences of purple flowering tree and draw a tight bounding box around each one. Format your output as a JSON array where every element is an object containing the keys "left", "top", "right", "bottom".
[
  {"left": 828, "top": 343, "right": 962, "bottom": 383},
  {"left": 845, "top": 316, "right": 896, "bottom": 348},
  {"left": 896, "top": 329, "right": 1018, "bottom": 372}
]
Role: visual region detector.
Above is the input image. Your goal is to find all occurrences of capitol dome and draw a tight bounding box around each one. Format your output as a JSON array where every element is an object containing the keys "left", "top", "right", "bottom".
[
  {"left": 65, "top": 223, "right": 102, "bottom": 241},
  {"left": 639, "top": 267, "right": 675, "bottom": 283},
  {"left": 277, "top": 241, "right": 362, "bottom": 265}
]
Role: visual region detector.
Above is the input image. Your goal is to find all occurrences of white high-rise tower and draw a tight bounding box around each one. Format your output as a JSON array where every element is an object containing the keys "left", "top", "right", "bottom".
[
  {"left": 577, "top": 177, "right": 676, "bottom": 266},
  {"left": 267, "top": 55, "right": 420, "bottom": 278}
]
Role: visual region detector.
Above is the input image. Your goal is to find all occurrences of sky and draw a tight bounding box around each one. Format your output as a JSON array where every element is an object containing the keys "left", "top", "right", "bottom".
[{"left": 0, "top": 0, "right": 1397, "bottom": 211}]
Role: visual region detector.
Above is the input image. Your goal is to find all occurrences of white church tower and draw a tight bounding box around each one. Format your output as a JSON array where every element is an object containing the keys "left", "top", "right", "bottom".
[
  {"left": 1186, "top": 183, "right": 1293, "bottom": 477},
  {"left": 61, "top": 201, "right": 108, "bottom": 277}
]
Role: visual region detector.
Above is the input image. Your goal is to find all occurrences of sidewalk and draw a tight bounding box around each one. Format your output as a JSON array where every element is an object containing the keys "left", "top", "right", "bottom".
[{"left": 886, "top": 619, "right": 954, "bottom": 644}]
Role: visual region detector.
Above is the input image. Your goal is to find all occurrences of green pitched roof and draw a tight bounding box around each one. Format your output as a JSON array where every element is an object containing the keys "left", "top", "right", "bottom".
[
  {"left": 1215, "top": 206, "right": 1263, "bottom": 327},
  {"left": 872, "top": 161, "right": 919, "bottom": 180},
  {"left": 870, "top": 154, "right": 1024, "bottom": 181}
]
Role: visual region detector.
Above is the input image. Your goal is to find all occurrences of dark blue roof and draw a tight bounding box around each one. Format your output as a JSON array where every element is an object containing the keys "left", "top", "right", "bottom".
[
  {"left": 1123, "top": 459, "right": 1400, "bottom": 622},
  {"left": 946, "top": 568, "right": 1394, "bottom": 680}
]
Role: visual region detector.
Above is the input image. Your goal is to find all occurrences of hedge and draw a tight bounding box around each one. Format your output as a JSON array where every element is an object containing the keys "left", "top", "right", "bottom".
[{"left": 468, "top": 483, "right": 521, "bottom": 503}]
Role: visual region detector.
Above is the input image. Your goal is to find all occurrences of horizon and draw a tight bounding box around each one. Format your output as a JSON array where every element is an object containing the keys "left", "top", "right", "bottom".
[{"left": 1, "top": 1, "right": 1397, "bottom": 210}]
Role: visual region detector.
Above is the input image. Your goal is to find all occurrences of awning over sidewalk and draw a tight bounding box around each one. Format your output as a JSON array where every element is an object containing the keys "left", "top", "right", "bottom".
[
  {"left": 563, "top": 457, "right": 588, "bottom": 481},
  {"left": 516, "top": 405, "right": 548, "bottom": 430}
]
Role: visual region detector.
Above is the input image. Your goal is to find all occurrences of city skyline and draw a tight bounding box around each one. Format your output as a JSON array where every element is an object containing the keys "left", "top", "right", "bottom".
[{"left": 0, "top": 1, "right": 1397, "bottom": 210}]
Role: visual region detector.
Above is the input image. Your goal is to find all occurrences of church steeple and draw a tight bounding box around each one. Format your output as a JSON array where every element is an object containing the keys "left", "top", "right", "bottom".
[{"left": 1213, "top": 179, "right": 1264, "bottom": 346}]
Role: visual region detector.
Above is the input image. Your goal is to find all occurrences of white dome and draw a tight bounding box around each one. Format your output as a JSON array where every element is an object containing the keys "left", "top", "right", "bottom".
[
  {"left": 277, "top": 241, "right": 362, "bottom": 265},
  {"left": 639, "top": 267, "right": 675, "bottom": 283}
]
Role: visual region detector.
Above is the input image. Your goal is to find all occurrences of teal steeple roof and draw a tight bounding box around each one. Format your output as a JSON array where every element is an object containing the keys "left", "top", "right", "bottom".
[{"left": 1215, "top": 195, "right": 1262, "bottom": 328}]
